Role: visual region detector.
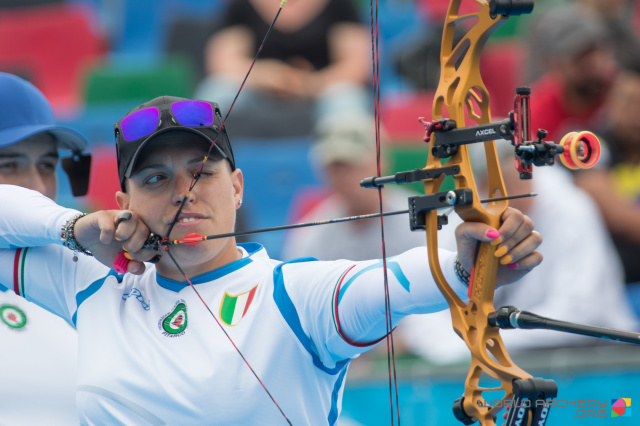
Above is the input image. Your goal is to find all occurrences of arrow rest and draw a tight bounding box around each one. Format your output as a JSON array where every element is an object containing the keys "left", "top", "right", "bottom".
[{"left": 408, "top": 189, "right": 473, "bottom": 231}]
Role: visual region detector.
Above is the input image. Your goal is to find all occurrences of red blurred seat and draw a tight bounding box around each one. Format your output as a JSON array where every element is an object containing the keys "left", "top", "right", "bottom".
[
  {"left": 0, "top": 4, "right": 105, "bottom": 115},
  {"left": 480, "top": 41, "right": 526, "bottom": 118},
  {"left": 381, "top": 90, "right": 434, "bottom": 144},
  {"left": 84, "top": 143, "right": 121, "bottom": 212}
]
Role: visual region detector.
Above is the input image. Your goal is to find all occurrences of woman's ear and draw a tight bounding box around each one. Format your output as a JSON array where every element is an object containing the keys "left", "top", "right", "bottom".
[
  {"left": 116, "top": 191, "right": 130, "bottom": 210},
  {"left": 231, "top": 168, "right": 244, "bottom": 209}
]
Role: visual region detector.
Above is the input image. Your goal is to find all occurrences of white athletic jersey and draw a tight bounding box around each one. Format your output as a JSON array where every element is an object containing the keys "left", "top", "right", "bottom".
[
  {"left": 0, "top": 185, "right": 468, "bottom": 425},
  {"left": 0, "top": 290, "right": 79, "bottom": 426}
]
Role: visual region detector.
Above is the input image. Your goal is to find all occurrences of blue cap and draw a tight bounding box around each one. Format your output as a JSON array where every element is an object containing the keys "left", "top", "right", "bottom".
[{"left": 0, "top": 72, "right": 87, "bottom": 152}]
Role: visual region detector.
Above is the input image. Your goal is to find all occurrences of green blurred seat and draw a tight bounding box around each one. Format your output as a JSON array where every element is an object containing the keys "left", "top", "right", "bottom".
[
  {"left": 387, "top": 145, "right": 455, "bottom": 194},
  {"left": 83, "top": 55, "right": 195, "bottom": 105}
]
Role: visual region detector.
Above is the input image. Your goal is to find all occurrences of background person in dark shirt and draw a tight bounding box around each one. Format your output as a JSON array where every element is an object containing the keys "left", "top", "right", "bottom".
[
  {"left": 575, "top": 64, "right": 640, "bottom": 285},
  {"left": 195, "top": 0, "right": 371, "bottom": 138}
]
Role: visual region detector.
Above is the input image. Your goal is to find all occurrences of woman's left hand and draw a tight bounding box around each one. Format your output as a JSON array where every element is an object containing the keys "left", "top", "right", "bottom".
[{"left": 454, "top": 207, "right": 543, "bottom": 287}]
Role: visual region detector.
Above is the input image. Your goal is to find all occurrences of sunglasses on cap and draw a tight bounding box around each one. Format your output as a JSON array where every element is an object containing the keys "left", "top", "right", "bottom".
[
  {"left": 115, "top": 100, "right": 219, "bottom": 143},
  {"left": 114, "top": 98, "right": 236, "bottom": 190}
]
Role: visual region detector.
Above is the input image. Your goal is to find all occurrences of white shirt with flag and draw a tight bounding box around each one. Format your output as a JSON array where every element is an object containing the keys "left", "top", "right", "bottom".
[{"left": 0, "top": 185, "right": 468, "bottom": 425}]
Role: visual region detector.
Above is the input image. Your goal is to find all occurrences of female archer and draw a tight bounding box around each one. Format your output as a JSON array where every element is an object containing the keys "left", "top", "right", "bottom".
[{"left": 0, "top": 96, "right": 542, "bottom": 424}]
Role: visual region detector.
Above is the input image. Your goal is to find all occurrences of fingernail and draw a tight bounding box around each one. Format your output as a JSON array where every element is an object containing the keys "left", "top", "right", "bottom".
[
  {"left": 117, "top": 211, "right": 132, "bottom": 225},
  {"left": 114, "top": 235, "right": 122, "bottom": 241},
  {"left": 500, "top": 255, "right": 513, "bottom": 265},
  {"left": 507, "top": 262, "right": 518, "bottom": 269},
  {"left": 123, "top": 251, "right": 133, "bottom": 260},
  {"left": 487, "top": 229, "right": 502, "bottom": 246},
  {"left": 148, "top": 255, "right": 161, "bottom": 264},
  {"left": 494, "top": 246, "right": 508, "bottom": 258},
  {"left": 487, "top": 229, "right": 500, "bottom": 239}
]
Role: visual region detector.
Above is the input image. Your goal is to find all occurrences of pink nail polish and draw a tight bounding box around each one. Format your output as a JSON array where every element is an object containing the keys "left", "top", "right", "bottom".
[
  {"left": 487, "top": 229, "right": 501, "bottom": 239},
  {"left": 507, "top": 262, "right": 517, "bottom": 269}
]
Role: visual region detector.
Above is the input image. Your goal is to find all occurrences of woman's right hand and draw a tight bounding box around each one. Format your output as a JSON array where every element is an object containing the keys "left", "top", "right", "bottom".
[{"left": 73, "top": 210, "right": 160, "bottom": 275}]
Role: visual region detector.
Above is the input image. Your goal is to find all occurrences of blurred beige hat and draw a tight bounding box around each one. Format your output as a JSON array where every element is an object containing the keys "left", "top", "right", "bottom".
[
  {"left": 311, "top": 115, "right": 379, "bottom": 166},
  {"left": 534, "top": 5, "right": 607, "bottom": 60}
]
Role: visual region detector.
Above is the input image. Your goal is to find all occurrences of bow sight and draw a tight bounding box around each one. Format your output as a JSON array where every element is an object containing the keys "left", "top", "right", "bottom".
[
  {"left": 422, "top": 87, "right": 601, "bottom": 179},
  {"left": 361, "top": 87, "right": 602, "bottom": 232}
]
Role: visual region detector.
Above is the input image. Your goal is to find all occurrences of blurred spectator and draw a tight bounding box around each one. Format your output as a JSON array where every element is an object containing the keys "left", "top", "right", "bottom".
[
  {"left": 0, "top": 73, "right": 89, "bottom": 424},
  {"left": 282, "top": 115, "right": 425, "bottom": 261},
  {"left": 195, "top": 0, "right": 371, "bottom": 138},
  {"left": 393, "top": 21, "right": 464, "bottom": 91},
  {"left": 575, "top": 65, "right": 640, "bottom": 285},
  {"left": 393, "top": 0, "right": 468, "bottom": 91},
  {"left": 528, "top": 4, "right": 617, "bottom": 142},
  {"left": 577, "top": 0, "right": 640, "bottom": 70},
  {"left": 0, "top": 0, "right": 62, "bottom": 8},
  {"left": 398, "top": 143, "right": 637, "bottom": 362}
]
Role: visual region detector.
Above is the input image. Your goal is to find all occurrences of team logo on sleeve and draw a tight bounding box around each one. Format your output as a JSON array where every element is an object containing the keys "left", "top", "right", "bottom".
[
  {"left": 219, "top": 285, "right": 258, "bottom": 326},
  {"left": 0, "top": 304, "right": 27, "bottom": 330},
  {"left": 158, "top": 300, "right": 188, "bottom": 337}
]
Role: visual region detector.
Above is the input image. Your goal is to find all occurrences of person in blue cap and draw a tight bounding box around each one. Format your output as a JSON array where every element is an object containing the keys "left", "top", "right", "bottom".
[
  {"left": 0, "top": 72, "right": 91, "bottom": 425},
  {"left": 0, "top": 72, "right": 91, "bottom": 199}
]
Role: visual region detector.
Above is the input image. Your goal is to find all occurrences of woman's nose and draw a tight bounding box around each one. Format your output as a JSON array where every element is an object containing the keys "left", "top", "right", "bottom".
[{"left": 172, "top": 173, "right": 196, "bottom": 206}]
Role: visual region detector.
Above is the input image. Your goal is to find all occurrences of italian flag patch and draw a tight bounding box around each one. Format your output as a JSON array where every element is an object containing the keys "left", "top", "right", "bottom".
[{"left": 219, "top": 285, "right": 257, "bottom": 326}]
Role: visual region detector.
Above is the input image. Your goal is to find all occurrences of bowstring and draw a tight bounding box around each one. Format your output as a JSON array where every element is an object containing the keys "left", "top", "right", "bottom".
[
  {"left": 369, "top": 0, "right": 401, "bottom": 424},
  {"left": 166, "top": 0, "right": 287, "bottom": 239},
  {"left": 164, "top": 251, "right": 291, "bottom": 423},
  {"left": 160, "top": 1, "right": 293, "bottom": 424}
]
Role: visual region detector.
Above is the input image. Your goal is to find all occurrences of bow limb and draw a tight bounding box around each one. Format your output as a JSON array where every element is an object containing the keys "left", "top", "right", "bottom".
[{"left": 424, "top": 1, "right": 531, "bottom": 424}]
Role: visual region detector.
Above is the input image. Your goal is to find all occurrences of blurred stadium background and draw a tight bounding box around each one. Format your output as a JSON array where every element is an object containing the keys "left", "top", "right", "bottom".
[{"left": 2, "top": 1, "right": 640, "bottom": 424}]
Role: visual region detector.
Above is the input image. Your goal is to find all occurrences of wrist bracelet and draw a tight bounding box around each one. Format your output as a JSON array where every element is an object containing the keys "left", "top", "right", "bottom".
[
  {"left": 61, "top": 213, "right": 93, "bottom": 261},
  {"left": 454, "top": 257, "right": 470, "bottom": 287}
]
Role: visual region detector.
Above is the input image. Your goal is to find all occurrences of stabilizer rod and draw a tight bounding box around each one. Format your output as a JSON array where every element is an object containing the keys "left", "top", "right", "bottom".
[{"left": 488, "top": 306, "right": 640, "bottom": 346}]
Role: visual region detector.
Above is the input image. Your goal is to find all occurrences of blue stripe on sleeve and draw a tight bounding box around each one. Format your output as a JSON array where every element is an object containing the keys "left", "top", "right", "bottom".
[
  {"left": 328, "top": 363, "right": 350, "bottom": 425},
  {"left": 337, "top": 259, "right": 410, "bottom": 305},
  {"left": 273, "top": 258, "right": 348, "bottom": 375},
  {"left": 72, "top": 270, "right": 121, "bottom": 326}
]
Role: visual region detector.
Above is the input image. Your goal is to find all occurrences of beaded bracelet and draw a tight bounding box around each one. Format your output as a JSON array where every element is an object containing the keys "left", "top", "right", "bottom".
[
  {"left": 454, "top": 257, "right": 470, "bottom": 287},
  {"left": 61, "top": 213, "right": 93, "bottom": 261}
]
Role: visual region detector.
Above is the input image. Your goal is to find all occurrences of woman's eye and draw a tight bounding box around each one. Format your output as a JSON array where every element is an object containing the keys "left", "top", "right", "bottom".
[
  {"left": 145, "top": 174, "right": 165, "bottom": 184},
  {"left": 0, "top": 162, "right": 18, "bottom": 174},
  {"left": 38, "top": 162, "right": 57, "bottom": 175},
  {"left": 197, "top": 168, "right": 216, "bottom": 177}
]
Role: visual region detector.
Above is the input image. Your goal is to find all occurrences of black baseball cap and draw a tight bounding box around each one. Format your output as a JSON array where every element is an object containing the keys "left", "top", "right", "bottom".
[{"left": 114, "top": 96, "right": 235, "bottom": 190}]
